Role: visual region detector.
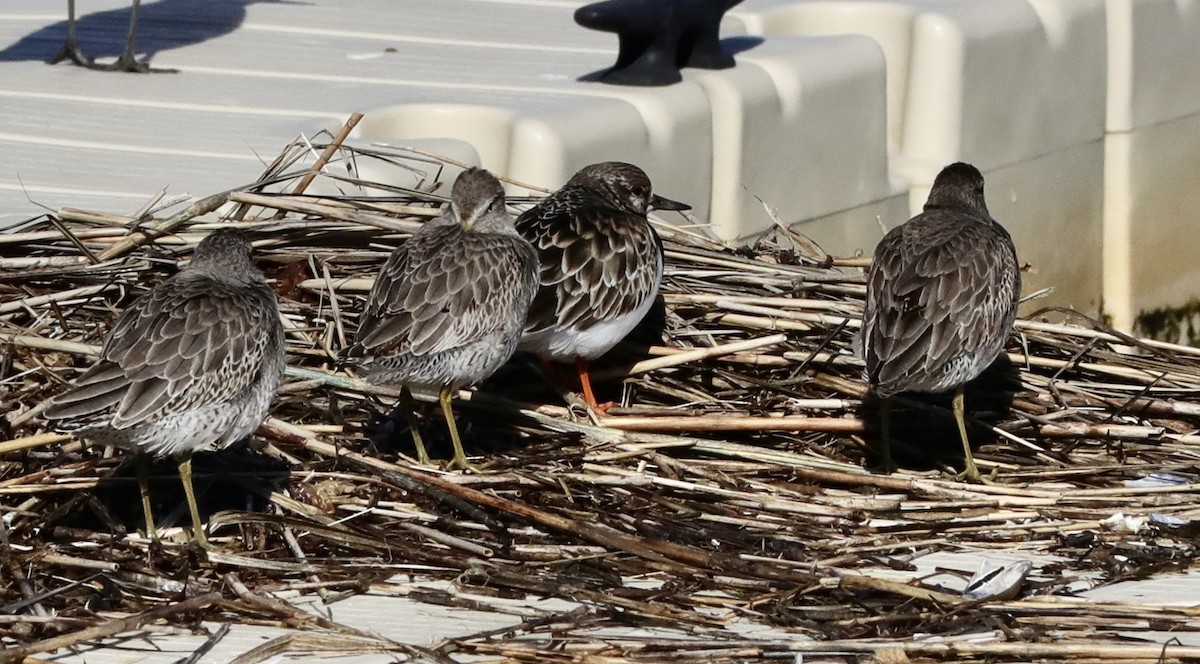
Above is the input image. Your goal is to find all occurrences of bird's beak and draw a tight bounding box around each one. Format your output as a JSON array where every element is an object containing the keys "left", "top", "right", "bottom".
[{"left": 649, "top": 194, "right": 690, "bottom": 212}]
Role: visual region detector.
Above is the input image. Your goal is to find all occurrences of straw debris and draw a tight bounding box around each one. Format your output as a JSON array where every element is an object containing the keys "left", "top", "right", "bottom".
[{"left": 4, "top": 126, "right": 1200, "bottom": 662}]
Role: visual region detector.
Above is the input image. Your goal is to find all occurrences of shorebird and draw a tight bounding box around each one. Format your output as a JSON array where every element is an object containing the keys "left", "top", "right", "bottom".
[
  {"left": 860, "top": 162, "right": 1021, "bottom": 482},
  {"left": 49, "top": 0, "right": 149, "bottom": 72},
  {"left": 515, "top": 162, "right": 688, "bottom": 413},
  {"left": 341, "top": 167, "right": 539, "bottom": 471},
  {"left": 44, "top": 229, "right": 286, "bottom": 546}
]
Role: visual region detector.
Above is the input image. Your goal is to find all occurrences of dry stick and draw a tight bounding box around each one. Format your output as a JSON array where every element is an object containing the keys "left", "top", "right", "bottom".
[
  {"left": 1017, "top": 318, "right": 1200, "bottom": 358},
  {"left": 0, "top": 591, "right": 223, "bottom": 663},
  {"left": 0, "top": 227, "right": 146, "bottom": 246},
  {"left": 57, "top": 207, "right": 138, "bottom": 227},
  {"left": 258, "top": 418, "right": 507, "bottom": 536},
  {"left": 95, "top": 190, "right": 231, "bottom": 262},
  {"left": 380, "top": 143, "right": 552, "bottom": 194},
  {"left": 272, "top": 418, "right": 953, "bottom": 602},
  {"left": 46, "top": 215, "right": 99, "bottom": 264},
  {"left": 665, "top": 293, "right": 862, "bottom": 312},
  {"left": 601, "top": 415, "right": 863, "bottom": 434},
  {"left": 399, "top": 522, "right": 495, "bottom": 558},
  {"left": 837, "top": 574, "right": 961, "bottom": 605},
  {"left": 595, "top": 333, "right": 788, "bottom": 380},
  {"left": 0, "top": 433, "right": 71, "bottom": 455},
  {"left": 295, "top": 277, "right": 373, "bottom": 293},
  {"left": 295, "top": 194, "right": 439, "bottom": 218},
  {"left": 0, "top": 285, "right": 116, "bottom": 316},
  {"left": 176, "top": 622, "right": 230, "bottom": 664},
  {"left": 0, "top": 256, "right": 90, "bottom": 270},
  {"left": 0, "top": 523, "right": 46, "bottom": 618},
  {"left": 271, "top": 112, "right": 364, "bottom": 220},
  {"left": 231, "top": 192, "right": 422, "bottom": 233},
  {"left": 283, "top": 425, "right": 714, "bottom": 570}
]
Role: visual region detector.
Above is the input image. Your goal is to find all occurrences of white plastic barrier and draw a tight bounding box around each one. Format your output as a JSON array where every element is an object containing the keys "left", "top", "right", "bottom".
[
  {"left": 1103, "top": 0, "right": 1200, "bottom": 333},
  {"left": 733, "top": 0, "right": 1109, "bottom": 314},
  {"left": 684, "top": 34, "right": 908, "bottom": 247},
  {"left": 342, "top": 2, "right": 905, "bottom": 246}
]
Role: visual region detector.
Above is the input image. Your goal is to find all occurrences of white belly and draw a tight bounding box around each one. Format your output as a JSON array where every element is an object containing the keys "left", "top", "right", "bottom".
[{"left": 521, "top": 296, "right": 655, "bottom": 362}]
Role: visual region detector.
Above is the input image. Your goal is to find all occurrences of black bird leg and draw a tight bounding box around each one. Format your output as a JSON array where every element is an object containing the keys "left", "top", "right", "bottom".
[
  {"left": 47, "top": 0, "right": 93, "bottom": 66},
  {"left": 101, "top": 0, "right": 152, "bottom": 73}
]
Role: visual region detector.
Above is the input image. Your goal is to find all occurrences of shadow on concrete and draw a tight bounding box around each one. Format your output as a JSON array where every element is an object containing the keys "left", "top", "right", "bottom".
[{"left": 0, "top": 0, "right": 297, "bottom": 65}]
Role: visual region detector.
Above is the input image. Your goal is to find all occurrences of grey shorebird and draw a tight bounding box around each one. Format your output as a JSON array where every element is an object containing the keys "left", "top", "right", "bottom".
[
  {"left": 860, "top": 162, "right": 1021, "bottom": 482},
  {"left": 44, "top": 229, "right": 286, "bottom": 546},
  {"left": 341, "top": 167, "right": 540, "bottom": 471},
  {"left": 515, "top": 162, "right": 688, "bottom": 413}
]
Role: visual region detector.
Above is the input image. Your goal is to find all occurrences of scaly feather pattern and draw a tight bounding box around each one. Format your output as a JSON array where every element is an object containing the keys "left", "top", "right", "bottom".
[
  {"left": 862, "top": 162, "right": 1021, "bottom": 398},
  {"left": 44, "top": 229, "right": 286, "bottom": 458}
]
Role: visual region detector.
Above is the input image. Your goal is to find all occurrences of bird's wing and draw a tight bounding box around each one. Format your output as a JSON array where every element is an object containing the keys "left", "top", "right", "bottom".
[
  {"left": 352, "top": 224, "right": 538, "bottom": 357},
  {"left": 45, "top": 273, "right": 280, "bottom": 429},
  {"left": 516, "top": 190, "right": 662, "bottom": 334},
  {"left": 863, "top": 213, "right": 1020, "bottom": 388}
]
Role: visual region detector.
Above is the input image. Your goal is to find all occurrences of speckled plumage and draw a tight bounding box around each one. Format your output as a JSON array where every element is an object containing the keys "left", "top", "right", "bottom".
[
  {"left": 342, "top": 167, "right": 539, "bottom": 468},
  {"left": 44, "top": 228, "right": 285, "bottom": 543},
  {"left": 861, "top": 162, "right": 1020, "bottom": 481},
  {"left": 45, "top": 229, "right": 285, "bottom": 456},
  {"left": 515, "top": 162, "right": 687, "bottom": 409}
]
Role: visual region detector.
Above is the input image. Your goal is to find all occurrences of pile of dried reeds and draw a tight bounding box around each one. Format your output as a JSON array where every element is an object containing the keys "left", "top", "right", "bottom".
[{"left": 4, "top": 122, "right": 1200, "bottom": 663}]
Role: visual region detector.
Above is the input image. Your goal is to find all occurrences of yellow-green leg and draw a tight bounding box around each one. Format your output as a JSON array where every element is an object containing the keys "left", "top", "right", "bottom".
[
  {"left": 177, "top": 454, "right": 211, "bottom": 549},
  {"left": 136, "top": 453, "right": 157, "bottom": 540},
  {"left": 879, "top": 398, "right": 895, "bottom": 474},
  {"left": 438, "top": 387, "right": 472, "bottom": 471},
  {"left": 398, "top": 387, "right": 431, "bottom": 465},
  {"left": 952, "top": 387, "right": 983, "bottom": 483}
]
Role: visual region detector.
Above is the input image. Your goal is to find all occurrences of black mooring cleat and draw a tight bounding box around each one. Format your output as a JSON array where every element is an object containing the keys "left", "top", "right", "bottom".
[{"left": 575, "top": 0, "right": 743, "bottom": 86}]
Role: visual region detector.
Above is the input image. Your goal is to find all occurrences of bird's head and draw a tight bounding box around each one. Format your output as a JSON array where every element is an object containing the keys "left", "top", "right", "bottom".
[
  {"left": 565, "top": 162, "right": 689, "bottom": 216},
  {"left": 447, "top": 167, "right": 509, "bottom": 231},
  {"left": 186, "top": 228, "right": 257, "bottom": 277},
  {"left": 924, "top": 162, "right": 989, "bottom": 216}
]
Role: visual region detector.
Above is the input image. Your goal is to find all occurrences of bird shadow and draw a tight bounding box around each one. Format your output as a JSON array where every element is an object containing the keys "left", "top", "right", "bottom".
[
  {"left": 858, "top": 355, "right": 1022, "bottom": 474},
  {"left": 363, "top": 375, "right": 540, "bottom": 466},
  {"left": 0, "top": 0, "right": 298, "bottom": 65},
  {"left": 59, "top": 442, "right": 289, "bottom": 536}
]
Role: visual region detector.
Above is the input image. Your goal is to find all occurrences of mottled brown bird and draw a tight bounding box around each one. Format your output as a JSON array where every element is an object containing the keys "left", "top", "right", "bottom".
[
  {"left": 861, "top": 162, "right": 1021, "bottom": 482},
  {"left": 44, "top": 229, "right": 286, "bottom": 546},
  {"left": 342, "top": 167, "right": 540, "bottom": 470},
  {"left": 516, "top": 162, "right": 688, "bottom": 412}
]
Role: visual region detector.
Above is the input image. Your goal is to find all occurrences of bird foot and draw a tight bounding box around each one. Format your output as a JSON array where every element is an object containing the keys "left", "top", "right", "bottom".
[
  {"left": 590, "top": 400, "right": 617, "bottom": 417},
  {"left": 954, "top": 465, "right": 997, "bottom": 485},
  {"left": 94, "top": 55, "right": 175, "bottom": 74},
  {"left": 187, "top": 531, "right": 216, "bottom": 552},
  {"left": 564, "top": 393, "right": 616, "bottom": 420},
  {"left": 47, "top": 41, "right": 92, "bottom": 67},
  {"left": 444, "top": 455, "right": 488, "bottom": 474}
]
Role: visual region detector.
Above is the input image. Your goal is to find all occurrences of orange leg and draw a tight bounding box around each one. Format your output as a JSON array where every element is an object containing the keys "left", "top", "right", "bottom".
[{"left": 575, "top": 357, "right": 615, "bottom": 415}]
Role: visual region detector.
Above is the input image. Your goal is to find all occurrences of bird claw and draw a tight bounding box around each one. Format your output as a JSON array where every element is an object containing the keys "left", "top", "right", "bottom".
[
  {"left": 103, "top": 56, "right": 151, "bottom": 73},
  {"left": 96, "top": 55, "right": 175, "bottom": 74},
  {"left": 444, "top": 456, "right": 487, "bottom": 474},
  {"left": 47, "top": 42, "right": 92, "bottom": 67},
  {"left": 954, "top": 465, "right": 997, "bottom": 485},
  {"left": 188, "top": 531, "right": 215, "bottom": 552}
]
